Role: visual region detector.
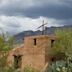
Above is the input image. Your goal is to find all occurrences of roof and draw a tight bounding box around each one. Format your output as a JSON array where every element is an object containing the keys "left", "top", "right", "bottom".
[{"left": 24, "top": 35, "right": 57, "bottom": 40}]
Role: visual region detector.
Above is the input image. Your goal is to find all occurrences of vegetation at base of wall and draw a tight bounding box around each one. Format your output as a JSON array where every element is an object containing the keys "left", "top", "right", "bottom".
[
  {"left": 46, "top": 60, "right": 72, "bottom": 72},
  {"left": 24, "top": 66, "right": 40, "bottom": 72},
  {"left": 46, "top": 29, "right": 72, "bottom": 72}
]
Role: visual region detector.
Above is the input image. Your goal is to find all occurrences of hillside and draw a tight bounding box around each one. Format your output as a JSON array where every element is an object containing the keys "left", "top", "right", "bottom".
[{"left": 14, "top": 25, "right": 72, "bottom": 44}]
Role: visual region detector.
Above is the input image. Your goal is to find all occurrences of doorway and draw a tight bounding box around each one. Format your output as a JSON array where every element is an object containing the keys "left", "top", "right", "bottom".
[{"left": 14, "top": 55, "right": 22, "bottom": 69}]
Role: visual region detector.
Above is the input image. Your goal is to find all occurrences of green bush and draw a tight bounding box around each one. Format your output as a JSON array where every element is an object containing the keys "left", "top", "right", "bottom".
[{"left": 24, "top": 66, "right": 39, "bottom": 72}]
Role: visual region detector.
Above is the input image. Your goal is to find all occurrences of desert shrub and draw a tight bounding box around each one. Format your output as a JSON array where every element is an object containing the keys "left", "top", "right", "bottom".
[{"left": 24, "top": 66, "right": 40, "bottom": 72}]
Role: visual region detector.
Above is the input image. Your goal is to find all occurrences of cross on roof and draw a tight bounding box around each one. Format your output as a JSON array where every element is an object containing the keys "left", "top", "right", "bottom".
[{"left": 37, "top": 20, "right": 48, "bottom": 35}]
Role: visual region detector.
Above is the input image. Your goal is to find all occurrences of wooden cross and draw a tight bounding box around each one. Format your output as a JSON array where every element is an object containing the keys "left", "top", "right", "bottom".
[{"left": 37, "top": 20, "right": 47, "bottom": 35}]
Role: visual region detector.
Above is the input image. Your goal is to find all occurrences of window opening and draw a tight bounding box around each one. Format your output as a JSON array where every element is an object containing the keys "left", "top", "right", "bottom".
[
  {"left": 14, "top": 55, "right": 22, "bottom": 69},
  {"left": 34, "top": 38, "right": 37, "bottom": 45},
  {"left": 51, "top": 40, "right": 55, "bottom": 47}
]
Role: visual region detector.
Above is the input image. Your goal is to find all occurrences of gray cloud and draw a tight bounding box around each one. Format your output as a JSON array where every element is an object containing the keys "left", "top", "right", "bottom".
[
  {"left": 5, "top": 20, "right": 21, "bottom": 28},
  {"left": 23, "top": 5, "right": 72, "bottom": 19},
  {"left": 0, "top": 16, "right": 21, "bottom": 28},
  {"left": 0, "top": 0, "right": 72, "bottom": 19},
  {"left": 0, "top": 0, "right": 72, "bottom": 35}
]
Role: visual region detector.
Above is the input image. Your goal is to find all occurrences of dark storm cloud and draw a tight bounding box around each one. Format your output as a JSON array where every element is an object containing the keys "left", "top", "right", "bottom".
[
  {"left": 60, "top": 19, "right": 72, "bottom": 25},
  {"left": 0, "top": 0, "right": 72, "bottom": 20},
  {"left": 23, "top": 5, "right": 72, "bottom": 19}
]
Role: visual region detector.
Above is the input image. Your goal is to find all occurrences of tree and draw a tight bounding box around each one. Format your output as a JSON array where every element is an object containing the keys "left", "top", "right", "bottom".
[
  {"left": 0, "top": 31, "right": 14, "bottom": 72},
  {"left": 47, "top": 29, "right": 72, "bottom": 72},
  {"left": 52, "top": 29, "right": 72, "bottom": 56}
]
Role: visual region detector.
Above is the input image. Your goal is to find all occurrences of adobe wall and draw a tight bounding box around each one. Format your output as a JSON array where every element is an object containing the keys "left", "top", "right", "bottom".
[{"left": 7, "top": 35, "right": 56, "bottom": 71}]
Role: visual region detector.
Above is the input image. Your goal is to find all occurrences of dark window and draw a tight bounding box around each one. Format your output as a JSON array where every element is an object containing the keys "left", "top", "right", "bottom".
[
  {"left": 51, "top": 57, "right": 56, "bottom": 62},
  {"left": 51, "top": 40, "right": 55, "bottom": 47},
  {"left": 51, "top": 58, "right": 55, "bottom": 62},
  {"left": 34, "top": 38, "right": 36, "bottom": 45},
  {"left": 14, "top": 55, "right": 22, "bottom": 69}
]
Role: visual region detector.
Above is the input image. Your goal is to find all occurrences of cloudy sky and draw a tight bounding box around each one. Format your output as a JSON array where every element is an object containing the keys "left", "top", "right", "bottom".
[{"left": 0, "top": 0, "right": 72, "bottom": 35}]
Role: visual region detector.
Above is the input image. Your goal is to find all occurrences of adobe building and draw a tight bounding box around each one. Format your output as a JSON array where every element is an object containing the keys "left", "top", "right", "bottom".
[{"left": 7, "top": 35, "right": 56, "bottom": 71}]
